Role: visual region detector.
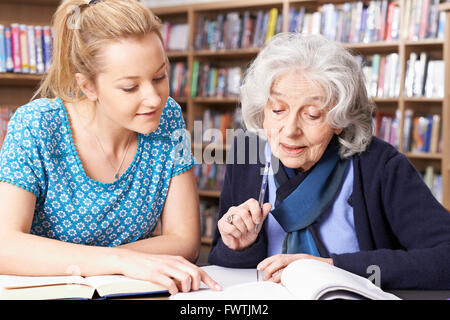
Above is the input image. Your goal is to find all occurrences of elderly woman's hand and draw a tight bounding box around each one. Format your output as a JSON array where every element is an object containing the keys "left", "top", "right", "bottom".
[
  {"left": 257, "top": 254, "right": 333, "bottom": 283},
  {"left": 218, "top": 198, "right": 272, "bottom": 251}
]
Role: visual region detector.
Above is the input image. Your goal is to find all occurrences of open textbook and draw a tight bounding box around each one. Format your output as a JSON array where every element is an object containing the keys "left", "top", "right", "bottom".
[
  {"left": 171, "top": 259, "right": 400, "bottom": 300},
  {"left": 0, "top": 274, "right": 168, "bottom": 300}
]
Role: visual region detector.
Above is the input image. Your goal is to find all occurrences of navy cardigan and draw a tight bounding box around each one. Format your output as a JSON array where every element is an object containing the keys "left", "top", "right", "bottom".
[{"left": 208, "top": 134, "right": 450, "bottom": 289}]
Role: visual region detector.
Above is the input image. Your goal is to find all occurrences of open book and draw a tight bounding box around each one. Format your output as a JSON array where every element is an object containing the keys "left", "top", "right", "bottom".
[
  {"left": 171, "top": 259, "right": 400, "bottom": 300},
  {"left": 0, "top": 274, "right": 168, "bottom": 300}
]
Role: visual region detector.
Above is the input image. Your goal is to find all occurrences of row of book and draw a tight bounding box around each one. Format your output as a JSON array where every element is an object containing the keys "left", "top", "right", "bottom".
[
  {"left": 194, "top": 8, "right": 282, "bottom": 51},
  {"left": 191, "top": 62, "right": 243, "bottom": 99},
  {"left": 359, "top": 53, "right": 401, "bottom": 98},
  {"left": 290, "top": 1, "right": 401, "bottom": 43},
  {"left": 0, "top": 107, "right": 13, "bottom": 149},
  {"left": 374, "top": 109, "right": 442, "bottom": 154},
  {"left": 194, "top": 108, "right": 243, "bottom": 146},
  {"left": 403, "top": 0, "right": 447, "bottom": 40},
  {"left": 0, "top": 24, "right": 53, "bottom": 74},
  {"left": 169, "top": 62, "right": 189, "bottom": 98},
  {"left": 160, "top": 22, "right": 189, "bottom": 51},
  {"left": 404, "top": 52, "right": 444, "bottom": 98},
  {"left": 422, "top": 165, "right": 443, "bottom": 204},
  {"left": 404, "top": 110, "right": 442, "bottom": 154},
  {"left": 194, "top": 163, "right": 226, "bottom": 192}
]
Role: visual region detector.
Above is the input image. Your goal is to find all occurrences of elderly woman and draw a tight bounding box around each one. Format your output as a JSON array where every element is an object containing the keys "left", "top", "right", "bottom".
[{"left": 208, "top": 33, "right": 450, "bottom": 290}]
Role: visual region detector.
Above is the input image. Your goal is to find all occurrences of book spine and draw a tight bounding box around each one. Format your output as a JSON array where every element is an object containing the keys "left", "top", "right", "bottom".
[
  {"left": 419, "top": 0, "right": 430, "bottom": 39},
  {"left": 43, "top": 26, "right": 52, "bottom": 73},
  {"left": 34, "top": 26, "right": 45, "bottom": 74},
  {"left": 265, "top": 8, "right": 278, "bottom": 43},
  {"left": 191, "top": 61, "right": 199, "bottom": 98},
  {"left": 19, "top": 24, "right": 29, "bottom": 73},
  {"left": 11, "top": 24, "right": 21, "bottom": 73},
  {"left": 4, "top": 27, "right": 13, "bottom": 72},
  {"left": 0, "top": 25, "right": 5, "bottom": 72},
  {"left": 27, "top": 25, "right": 37, "bottom": 74},
  {"left": 429, "top": 114, "right": 440, "bottom": 154}
]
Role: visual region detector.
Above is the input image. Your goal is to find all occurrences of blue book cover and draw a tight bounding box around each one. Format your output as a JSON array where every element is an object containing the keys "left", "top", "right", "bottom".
[
  {"left": 0, "top": 25, "right": 5, "bottom": 72},
  {"left": 4, "top": 27, "right": 13, "bottom": 72},
  {"left": 42, "top": 26, "right": 52, "bottom": 73}
]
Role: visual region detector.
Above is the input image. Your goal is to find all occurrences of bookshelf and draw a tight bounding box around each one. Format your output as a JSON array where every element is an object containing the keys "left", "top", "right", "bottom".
[
  {"left": 1, "top": 1, "right": 449, "bottom": 255},
  {"left": 153, "top": 0, "right": 450, "bottom": 249},
  {"left": 0, "top": 0, "right": 56, "bottom": 107}
]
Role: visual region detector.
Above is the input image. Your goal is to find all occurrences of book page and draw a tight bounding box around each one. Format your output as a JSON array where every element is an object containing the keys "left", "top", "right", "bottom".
[
  {"left": 171, "top": 280, "right": 294, "bottom": 300},
  {"left": 84, "top": 275, "right": 167, "bottom": 297},
  {"left": 200, "top": 265, "right": 260, "bottom": 289},
  {"left": 0, "top": 275, "right": 85, "bottom": 289},
  {"left": 281, "top": 259, "right": 400, "bottom": 300},
  {"left": 171, "top": 265, "right": 292, "bottom": 300}
]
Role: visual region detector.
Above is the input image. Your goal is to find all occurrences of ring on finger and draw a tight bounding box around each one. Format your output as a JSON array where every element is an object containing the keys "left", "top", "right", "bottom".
[{"left": 226, "top": 214, "right": 234, "bottom": 224}]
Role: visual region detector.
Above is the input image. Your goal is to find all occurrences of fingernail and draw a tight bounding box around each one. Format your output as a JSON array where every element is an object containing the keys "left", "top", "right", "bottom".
[{"left": 215, "top": 284, "right": 222, "bottom": 291}]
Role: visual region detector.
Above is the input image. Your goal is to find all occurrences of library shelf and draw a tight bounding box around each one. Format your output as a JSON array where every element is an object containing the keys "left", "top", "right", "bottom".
[{"left": 152, "top": 0, "right": 450, "bottom": 219}]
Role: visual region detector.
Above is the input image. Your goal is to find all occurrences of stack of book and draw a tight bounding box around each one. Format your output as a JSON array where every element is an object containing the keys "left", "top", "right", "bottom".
[
  {"left": 402, "top": 0, "right": 446, "bottom": 40},
  {"left": 289, "top": 1, "right": 400, "bottom": 42},
  {"left": 0, "top": 24, "right": 53, "bottom": 74},
  {"left": 191, "top": 62, "right": 243, "bottom": 98},
  {"left": 360, "top": 53, "right": 401, "bottom": 98},
  {"left": 194, "top": 8, "right": 282, "bottom": 51},
  {"left": 160, "top": 22, "right": 189, "bottom": 51},
  {"left": 169, "top": 62, "right": 188, "bottom": 98},
  {"left": 404, "top": 52, "right": 444, "bottom": 98},
  {"left": 0, "top": 107, "right": 12, "bottom": 149}
]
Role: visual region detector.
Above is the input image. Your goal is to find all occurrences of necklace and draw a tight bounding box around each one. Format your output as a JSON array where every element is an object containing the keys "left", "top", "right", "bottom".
[{"left": 93, "top": 131, "right": 132, "bottom": 180}]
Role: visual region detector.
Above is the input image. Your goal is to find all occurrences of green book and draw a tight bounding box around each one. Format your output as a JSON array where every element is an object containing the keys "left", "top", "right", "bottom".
[{"left": 191, "top": 60, "right": 200, "bottom": 98}]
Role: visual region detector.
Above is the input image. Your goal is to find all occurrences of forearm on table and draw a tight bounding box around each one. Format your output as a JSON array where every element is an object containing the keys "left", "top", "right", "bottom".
[
  {"left": 0, "top": 231, "right": 123, "bottom": 277},
  {"left": 119, "top": 233, "right": 200, "bottom": 263}
]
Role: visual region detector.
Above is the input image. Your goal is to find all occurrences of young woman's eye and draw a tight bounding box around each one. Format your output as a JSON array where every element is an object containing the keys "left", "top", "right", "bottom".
[
  {"left": 154, "top": 74, "right": 167, "bottom": 82},
  {"left": 122, "top": 86, "right": 138, "bottom": 93}
]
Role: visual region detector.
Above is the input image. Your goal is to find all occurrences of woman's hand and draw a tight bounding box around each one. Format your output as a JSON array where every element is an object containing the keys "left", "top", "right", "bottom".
[
  {"left": 218, "top": 198, "right": 272, "bottom": 251},
  {"left": 115, "top": 249, "right": 222, "bottom": 295},
  {"left": 257, "top": 254, "right": 333, "bottom": 283}
]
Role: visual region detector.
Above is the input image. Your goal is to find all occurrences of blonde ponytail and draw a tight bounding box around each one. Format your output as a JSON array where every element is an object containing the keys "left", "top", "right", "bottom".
[{"left": 33, "top": 0, "right": 163, "bottom": 102}]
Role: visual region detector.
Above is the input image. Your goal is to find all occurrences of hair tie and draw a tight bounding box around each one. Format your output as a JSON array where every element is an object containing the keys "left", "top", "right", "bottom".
[{"left": 89, "top": 0, "right": 101, "bottom": 5}]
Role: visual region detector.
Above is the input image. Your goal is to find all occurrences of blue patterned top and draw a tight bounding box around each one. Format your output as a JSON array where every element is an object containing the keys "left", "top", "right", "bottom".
[{"left": 0, "top": 97, "right": 195, "bottom": 246}]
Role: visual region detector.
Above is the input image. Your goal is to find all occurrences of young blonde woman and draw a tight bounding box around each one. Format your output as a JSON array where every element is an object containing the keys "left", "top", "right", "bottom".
[{"left": 0, "top": 0, "right": 220, "bottom": 295}]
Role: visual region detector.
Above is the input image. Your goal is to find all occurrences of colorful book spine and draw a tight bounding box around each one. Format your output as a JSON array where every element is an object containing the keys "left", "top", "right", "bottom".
[
  {"left": 4, "top": 27, "right": 13, "bottom": 72},
  {"left": 0, "top": 25, "right": 5, "bottom": 72},
  {"left": 10, "top": 24, "right": 21, "bottom": 73},
  {"left": 19, "top": 24, "right": 29, "bottom": 73},
  {"left": 27, "top": 25, "right": 37, "bottom": 74},
  {"left": 265, "top": 8, "right": 278, "bottom": 43},
  {"left": 35, "top": 26, "right": 45, "bottom": 74},
  {"left": 42, "top": 26, "right": 52, "bottom": 73},
  {"left": 191, "top": 61, "right": 199, "bottom": 98}
]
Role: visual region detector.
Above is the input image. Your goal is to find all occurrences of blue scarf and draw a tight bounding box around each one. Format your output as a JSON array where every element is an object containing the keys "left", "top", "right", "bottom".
[{"left": 270, "top": 138, "right": 349, "bottom": 257}]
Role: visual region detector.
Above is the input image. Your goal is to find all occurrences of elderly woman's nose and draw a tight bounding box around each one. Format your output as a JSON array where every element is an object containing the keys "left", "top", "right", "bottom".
[{"left": 283, "top": 114, "right": 303, "bottom": 136}]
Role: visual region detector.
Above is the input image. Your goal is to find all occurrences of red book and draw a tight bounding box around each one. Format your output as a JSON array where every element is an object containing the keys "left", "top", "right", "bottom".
[{"left": 419, "top": 0, "right": 430, "bottom": 39}]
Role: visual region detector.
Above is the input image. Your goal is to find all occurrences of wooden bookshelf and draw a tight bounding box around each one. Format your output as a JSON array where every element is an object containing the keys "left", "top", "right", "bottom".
[
  {"left": 1, "top": 1, "right": 449, "bottom": 254},
  {"left": 439, "top": 2, "right": 450, "bottom": 210},
  {"left": 0, "top": 0, "right": 55, "bottom": 107},
  {"left": 152, "top": 0, "right": 450, "bottom": 240}
]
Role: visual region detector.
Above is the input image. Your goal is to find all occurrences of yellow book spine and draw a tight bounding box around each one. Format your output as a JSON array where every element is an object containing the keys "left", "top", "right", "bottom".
[{"left": 265, "top": 8, "right": 278, "bottom": 43}]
